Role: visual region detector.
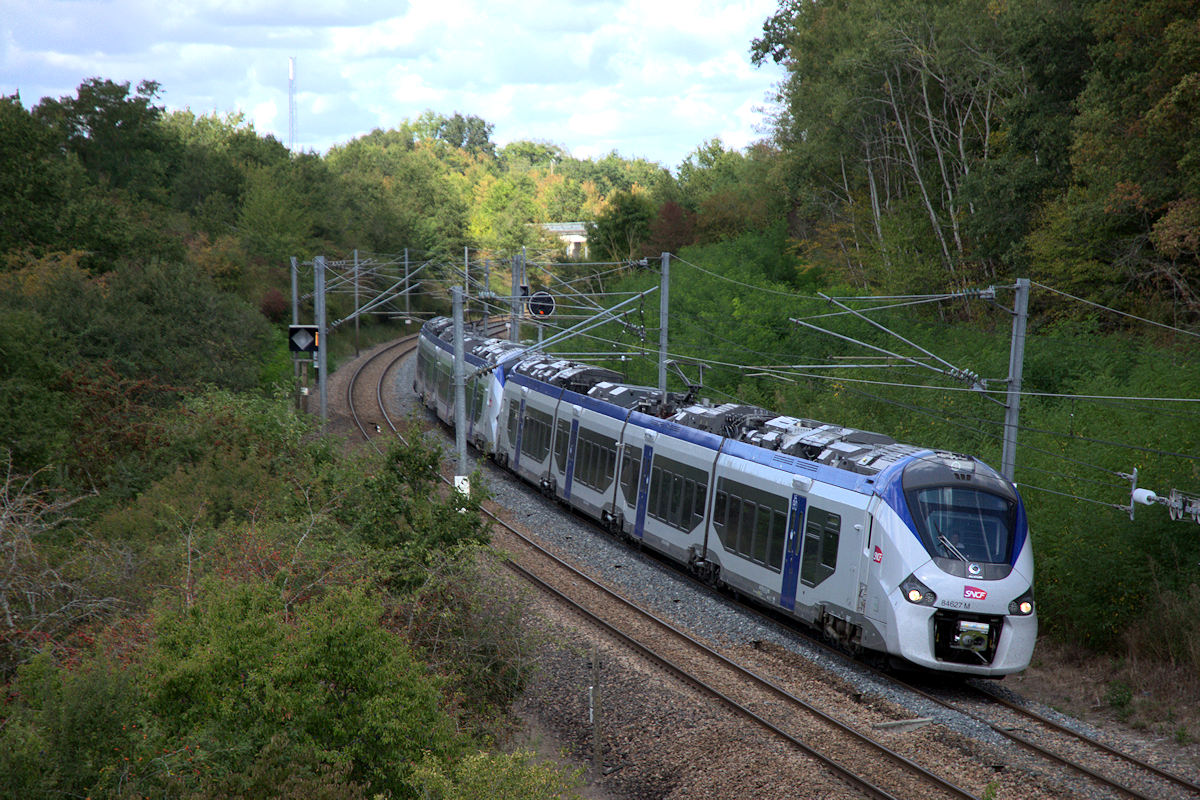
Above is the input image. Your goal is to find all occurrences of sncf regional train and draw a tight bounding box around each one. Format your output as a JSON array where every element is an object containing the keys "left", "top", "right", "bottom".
[{"left": 415, "top": 317, "right": 1036, "bottom": 676}]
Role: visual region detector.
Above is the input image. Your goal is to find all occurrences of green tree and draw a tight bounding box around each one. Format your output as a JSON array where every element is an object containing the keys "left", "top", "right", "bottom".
[
  {"left": 469, "top": 172, "right": 541, "bottom": 252},
  {"left": 0, "top": 309, "right": 75, "bottom": 470},
  {"left": 340, "top": 436, "right": 489, "bottom": 590},
  {"left": 413, "top": 111, "right": 496, "bottom": 157},
  {"left": 1029, "top": 0, "right": 1200, "bottom": 320},
  {"left": 327, "top": 133, "right": 470, "bottom": 257},
  {"left": 33, "top": 78, "right": 174, "bottom": 203},
  {"left": 586, "top": 189, "right": 655, "bottom": 261},
  {"left": 238, "top": 163, "right": 316, "bottom": 260}
]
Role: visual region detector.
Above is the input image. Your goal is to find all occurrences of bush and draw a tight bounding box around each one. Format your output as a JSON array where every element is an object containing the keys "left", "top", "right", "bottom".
[
  {"left": 408, "top": 749, "right": 582, "bottom": 800},
  {"left": 0, "top": 579, "right": 465, "bottom": 800}
]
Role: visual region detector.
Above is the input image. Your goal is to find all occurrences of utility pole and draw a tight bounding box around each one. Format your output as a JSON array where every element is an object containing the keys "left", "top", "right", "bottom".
[
  {"left": 658, "top": 252, "right": 670, "bottom": 398},
  {"left": 290, "top": 256, "right": 299, "bottom": 326},
  {"left": 590, "top": 643, "right": 603, "bottom": 768},
  {"left": 315, "top": 255, "right": 328, "bottom": 424},
  {"left": 353, "top": 249, "right": 360, "bottom": 356},
  {"left": 290, "top": 256, "right": 302, "bottom": 408},
  {"left": 452, "top": 286, "right": 468, "bottom": 476},
  {"left": 288, "top": 57, "right": 296, "bottom": 153},
  {"left": 510, "top": 252, "right": 522, "bottom": 343},
  {"left": 1000, "top": 278, "right": 1029, "bottom": 483},
  {"left": 482, "top": 258, "right": 491, "bottom": 332}
]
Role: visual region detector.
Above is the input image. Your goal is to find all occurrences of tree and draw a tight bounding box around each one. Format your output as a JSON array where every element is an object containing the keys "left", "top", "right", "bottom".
[
  {"left": 238, "top": 163, "right": 316, "bottom": 261},
  {"left": 1029, "top": 0, "right": 1200, "bottom": 320},
  {"left": 469, "top": 173, "right": 541, "bottom": 253},
  {"left": 413, "top": 111, "right": 496, "bottom": 157},
  {"left": 500, "top": 140, "right": 567, "bottom": 172},
  {"left": 643, "top": 201, "right": 696, "bottom": 255},
  {"left": 33, "top": 78, "right": 174, "bottom": 202},
  {"left": 586, "top": 189, "right": 655, "bottom": 262},
  {"left": 753, "top": 0, "right": 1038, "bottom": 288}
]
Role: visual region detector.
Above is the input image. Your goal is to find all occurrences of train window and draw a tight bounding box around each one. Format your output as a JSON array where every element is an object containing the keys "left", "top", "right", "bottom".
[
  {"left": 521, "top": 408, "right": 552, "bottom": 461},
  {"left": 555, "top": 420, "right": 570, "bottom": 472},
  {"left": 738, "top": 501, "right": 756, "bottom": 556},
  {"left": 906, "top": 486, "right": 1015, "bottom": 565},
  {"left": 769, "top": 508, "right": 787, "bottom": 570},
  {"left": 645, "top": 455, "right": 708, "bottom": 533},
  {"left": 723, "top": 496, "right": 741, "bottom": 551},
  {"left": 669, "top": 474, "right": 684, "bottom": 526},
  {"left": 573, "top": 428, "right": 615, "bottom": 492},
  {"left": 470, "top": 379, "right": 486, "bottom": 422},
  {"left": 506, "top": 404, "right": 518, "bottom": 445},
  {"left": 577, "top": 439, "right": 590, "bottom": 484},
  {"left": 692, "top": 484, "right": 707, "bottom": 529},
  {"left": 714, "top": 478, "right": 788, "bottom": 573},
  {"left": 800, "top": 507, "right": 841, "bottom": 587},
  {"left": 649, "top": 466, "right": 663, "bottom": 518},
  {"left": 753, "top": 505, "right": 771, "bottom": 565},
  {"left": 437, "top": 361, "right": 450, "bottom": 402},
  {"left": 621, "top": 447, "right": 641, "bottom": 506}
]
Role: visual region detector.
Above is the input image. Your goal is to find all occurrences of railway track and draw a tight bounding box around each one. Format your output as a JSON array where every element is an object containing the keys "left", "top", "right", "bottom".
[
  {"left": 343, "top": 329, "right": 1200, "bottom": 800},
  {"left": 646, "top": 537, "right": 1200, "bottom": 799},
  {"left": 658, "top": 532, "right": 1200, "bottom": 800}
]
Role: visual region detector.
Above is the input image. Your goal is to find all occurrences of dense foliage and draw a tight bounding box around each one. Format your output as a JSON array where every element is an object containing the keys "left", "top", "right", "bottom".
[{"left": 2, "top": 0, "right": 1199, "bottom": 785}]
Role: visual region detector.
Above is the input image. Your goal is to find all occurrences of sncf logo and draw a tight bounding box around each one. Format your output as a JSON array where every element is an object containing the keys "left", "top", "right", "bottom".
[{"left": 964, "top": 586, "right": 988, "bottom": 601}]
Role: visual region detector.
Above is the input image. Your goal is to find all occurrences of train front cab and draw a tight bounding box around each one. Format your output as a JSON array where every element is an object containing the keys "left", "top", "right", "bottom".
[{"left": 869, "top": 455, "right": 1037, "bottom": 676}]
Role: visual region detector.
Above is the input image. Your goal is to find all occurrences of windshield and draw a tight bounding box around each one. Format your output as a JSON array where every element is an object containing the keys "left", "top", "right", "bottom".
[{"left": 906, "top": 486, "right": 1016, "bottom": 565}]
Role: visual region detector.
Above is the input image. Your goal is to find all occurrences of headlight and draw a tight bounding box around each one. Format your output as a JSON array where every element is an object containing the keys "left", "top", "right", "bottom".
[
  {"left": 1008, "top": 587, "right": 1035, "bottom": 616},
  {"left": 900, "top": 574, "right": 936, "bottom": 606}
]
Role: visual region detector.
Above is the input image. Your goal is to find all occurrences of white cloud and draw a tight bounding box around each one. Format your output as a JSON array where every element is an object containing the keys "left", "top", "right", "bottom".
[{"left": 2, "top": 0, "right": 784, "bottom": 169}]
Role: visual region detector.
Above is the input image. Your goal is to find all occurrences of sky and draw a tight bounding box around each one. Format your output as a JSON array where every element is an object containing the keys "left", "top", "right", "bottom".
[{"left": 2, "top": 0, "right": 786, "bottom": 170}]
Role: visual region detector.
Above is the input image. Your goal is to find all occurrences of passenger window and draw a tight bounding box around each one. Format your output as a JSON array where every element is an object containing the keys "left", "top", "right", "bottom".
[
  {"left": 693, "top": 484, "right": 707, "bottom": 528},
  {"left": 555, "top": 420, "right": 570, "bottom": 472},
  {"left": 725, "top": 496, "right": 742, "bottom": 551},
  {"left": 649, "top": 466, "right": 663, "bottom": 519},
  {"left": 800, "top": 507, "right": 841, "bottom": 587},
  {"left": 769, "top": 509, "right": 787, "bottom": 570},
  {"left": 621, "top": 449, "right": 640, "bottom": 506},
  {"left": 738, "top": 502, "right": 756, "bottom": 556}
]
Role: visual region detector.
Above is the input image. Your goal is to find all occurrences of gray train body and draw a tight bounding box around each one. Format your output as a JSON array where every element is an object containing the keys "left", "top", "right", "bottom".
[{"left": 415, "top": 318, "right": 1036, "bottom": 676}]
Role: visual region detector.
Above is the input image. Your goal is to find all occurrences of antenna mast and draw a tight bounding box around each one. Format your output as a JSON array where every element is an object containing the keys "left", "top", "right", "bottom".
[{"left": 288, "top": 57, "right": 296, "bottom": 152}]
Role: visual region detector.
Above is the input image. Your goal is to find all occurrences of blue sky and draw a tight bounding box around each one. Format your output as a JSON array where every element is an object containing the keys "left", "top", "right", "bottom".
[{"left": 2, "top": 0, "right": 786, "bottom": 169}]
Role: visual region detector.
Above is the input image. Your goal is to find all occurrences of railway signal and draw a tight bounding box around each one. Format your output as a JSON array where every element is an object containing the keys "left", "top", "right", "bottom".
[
  {"left": 528, "top": 290, "right": 555, "bottom": 317},
  {"left": 288, "top": 324, "right": 319, "bottom": 352}
]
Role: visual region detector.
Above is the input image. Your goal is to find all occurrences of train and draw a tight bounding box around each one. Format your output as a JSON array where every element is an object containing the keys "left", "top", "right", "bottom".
[{"left": 414, "top": 316, "right": 1036, "bottom": 676}]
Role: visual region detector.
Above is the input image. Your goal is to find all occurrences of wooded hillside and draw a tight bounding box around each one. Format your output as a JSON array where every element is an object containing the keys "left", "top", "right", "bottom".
[{"left": 1, "top": 0, "right": 1198, "bottom": 792}]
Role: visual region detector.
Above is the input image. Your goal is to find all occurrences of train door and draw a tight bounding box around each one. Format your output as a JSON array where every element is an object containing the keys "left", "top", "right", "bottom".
[
  {"left": 633, "top": 433, "right": 655, "bottom": 541},
  {"left": 513, "top": 394, "right": 527, "bottom": 471},
  {"left": 863, "top": 498, "right": 889, "bottom": 626},
  {"left": 563, "top": 415, "right": 580, "bottom": 500},
  {"left": 780, "top": 493, "right": 807, "bottom": 611}
]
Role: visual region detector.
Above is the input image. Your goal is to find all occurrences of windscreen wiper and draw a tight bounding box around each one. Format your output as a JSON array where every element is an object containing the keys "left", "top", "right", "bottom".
[{"left": 938, "top": 534, "right": 969, "bottom": 562}]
